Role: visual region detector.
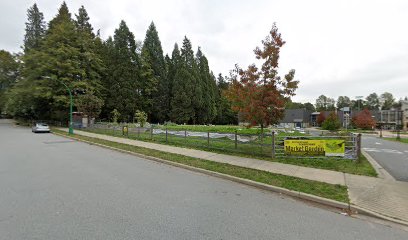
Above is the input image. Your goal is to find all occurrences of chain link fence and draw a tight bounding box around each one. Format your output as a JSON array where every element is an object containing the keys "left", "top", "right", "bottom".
[{"left": 85, "top": 123, "right": 361, "bottom": 160}]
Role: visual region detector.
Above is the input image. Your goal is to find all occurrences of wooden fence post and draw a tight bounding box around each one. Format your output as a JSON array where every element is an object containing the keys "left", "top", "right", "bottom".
[
  {"left": 357, "top": 133, "right": 362, "bottom": 162},
  {"left": 165, "top": 127, "right": 168, "bottom": 143},
  {"left": 235, "top": 130, "right": 238, "bottom": 149},
  {"left": 272, "top": 131, "right": 276, "bottom": 159},
  {"left": 207, "top": 131, "right": 210, "bottom": 147}
]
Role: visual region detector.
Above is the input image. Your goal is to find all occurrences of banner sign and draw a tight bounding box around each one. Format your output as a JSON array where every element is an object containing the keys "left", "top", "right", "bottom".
[{"left": 284, "top": 139, "right": 345, "bottom": 157}]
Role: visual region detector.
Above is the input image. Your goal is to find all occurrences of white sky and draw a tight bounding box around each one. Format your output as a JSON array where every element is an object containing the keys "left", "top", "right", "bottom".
[{"left": 1, "top": 0, "right": 407, "bottom": 103}]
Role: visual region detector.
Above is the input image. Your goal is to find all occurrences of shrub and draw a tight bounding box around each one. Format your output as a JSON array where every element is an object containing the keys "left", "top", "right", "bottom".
[
  {"left": 322, "top": 112, "right": 341, "bottom": 131},
  {"left": 134, "top": 110, "right": 147, "bottom": 127},
  {"left": 111, "top": 109, "right": 120, "bottom": 124}
]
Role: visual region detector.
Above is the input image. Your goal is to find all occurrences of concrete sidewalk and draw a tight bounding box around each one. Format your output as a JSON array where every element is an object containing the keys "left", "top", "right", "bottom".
[{"left": 59, "top": 128, "right": 408, "bottom": 224}]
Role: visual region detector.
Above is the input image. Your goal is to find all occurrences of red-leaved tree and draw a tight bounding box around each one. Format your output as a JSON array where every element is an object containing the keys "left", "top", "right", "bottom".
[
  {"left": 353, "top": 108, "right": 376, "bottom": 129},
  {"left": 317, "top": 112, "right": 326, "bottom": 126},
  {"left": 225, "top": 23, "right": 299, "bottom": 132}
]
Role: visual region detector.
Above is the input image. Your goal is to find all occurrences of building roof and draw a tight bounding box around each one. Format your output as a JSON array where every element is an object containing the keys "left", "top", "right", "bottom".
[{"left": 281, "top": 109, "right": 311, "bottom": 123}]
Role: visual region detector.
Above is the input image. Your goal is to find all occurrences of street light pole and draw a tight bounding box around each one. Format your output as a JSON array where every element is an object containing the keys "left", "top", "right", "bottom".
[
  {"left": 63, "top": 81, "right": 74, "bottom": 135},
  {"left": 43, "top": 76, "right": 74, "bottom": 134}
]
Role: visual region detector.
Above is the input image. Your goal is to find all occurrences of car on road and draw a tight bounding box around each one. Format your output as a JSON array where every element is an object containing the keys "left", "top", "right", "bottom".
[{"left": 32, "top": 123, "right": 50, "bottom": 133}]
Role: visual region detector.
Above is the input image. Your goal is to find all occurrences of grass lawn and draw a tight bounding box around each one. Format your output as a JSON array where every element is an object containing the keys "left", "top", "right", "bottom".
[
  {"left": 72, "top": 127, "right": 377, "bottom": 177},
  {"left": 96, "top": 123, "right": 308, "bottom": 135},
  {"left": 52, "top": 129, "right": 349, "bottom": 203}
]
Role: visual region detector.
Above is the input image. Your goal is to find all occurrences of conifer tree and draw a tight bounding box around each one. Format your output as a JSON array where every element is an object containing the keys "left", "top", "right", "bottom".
[
  {"left": 180, "top": 37, "right": 201, "bottom": 123},
  {"left": 21, "top": 2, "right": 84, "bottom": 120},
  {"left": 141, "top": 22, "right": 166, "bottom": 122},
  {"left": 139, "top": 48, "right": 158, "bottom": 115},
  {"left": 107, "top": 20, "right": 140, "bottom": 121},
  {"left": 74, "top": 5, "right": 104, "bottom": 96},
  {"left": 170, "top": 68, "right": 194, "bottom": 123},
  {"left": 170, "top": 42, "right": 195, "bottom": 123},
  {"left": 23, "top": 3, "right": 46, "bottom": 53},
  {"left": 196, "top": 47, "right": 216, "bottom": 123},
  {"left": 214, "top": 74, "right": 237, "bottom": 124},
  {"left": 75, "top": 6, "right": 94, "bottom": 37}
]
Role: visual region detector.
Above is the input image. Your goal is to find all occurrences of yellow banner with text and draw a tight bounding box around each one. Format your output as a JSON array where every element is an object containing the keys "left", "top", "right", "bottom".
[{"left": 284, "top": 139, "right": 345, "bottom": 157}]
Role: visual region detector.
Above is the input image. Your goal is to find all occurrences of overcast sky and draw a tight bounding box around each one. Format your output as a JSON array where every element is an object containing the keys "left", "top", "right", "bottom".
[{"left": 1, "top": 0, "right": 407, "bottom": 103}]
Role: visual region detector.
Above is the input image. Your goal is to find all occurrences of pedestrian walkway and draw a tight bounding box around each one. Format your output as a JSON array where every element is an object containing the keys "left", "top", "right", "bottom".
[{"left": 59, "top": 128, "right": 408, "bottom": 224}]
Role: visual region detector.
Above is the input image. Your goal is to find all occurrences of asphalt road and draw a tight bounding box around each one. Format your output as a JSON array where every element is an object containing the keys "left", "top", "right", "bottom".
[
  {"left": 362, "top": 136, "right": 408, "bottom": 181},
  {"left": 1, "top": 122, "right": 408, "bottom": 239}
]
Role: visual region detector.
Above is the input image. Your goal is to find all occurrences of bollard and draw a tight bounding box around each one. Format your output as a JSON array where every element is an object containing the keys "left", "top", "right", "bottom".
[{"left": 150, "top": 125, "right": 153, "bottom": 140}]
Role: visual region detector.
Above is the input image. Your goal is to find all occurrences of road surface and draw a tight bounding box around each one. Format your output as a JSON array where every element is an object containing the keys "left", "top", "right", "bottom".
[
  {"left": 1, "top": 122, "right": 407, "bottom": 239},
  {"left": 362, "top": 136, "right": 408, "bottom": 181}
]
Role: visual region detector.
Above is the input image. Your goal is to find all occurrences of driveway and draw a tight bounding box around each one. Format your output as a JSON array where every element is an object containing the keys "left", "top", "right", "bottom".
[{"left": 362, "top": 136, "right": 408, "bottom": 181}]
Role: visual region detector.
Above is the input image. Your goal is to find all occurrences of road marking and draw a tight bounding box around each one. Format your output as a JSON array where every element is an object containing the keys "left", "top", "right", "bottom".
[
  {"left": 363, "top": 148, "right": 381, "bottom": 152},
  {"left": 381, "top": 149, "right": 403, "bottom": 154},
  {"left": 363, "top": 148, "right": 403, "bottom": 154},
  {"left": 375, "top": 142, "right": 382, "bottom": 145}
]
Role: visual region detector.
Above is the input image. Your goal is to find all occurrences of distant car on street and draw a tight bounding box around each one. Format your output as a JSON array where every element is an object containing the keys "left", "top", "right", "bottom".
[{"left": 32, "top": 123, "right": 50, "bottom": 133}]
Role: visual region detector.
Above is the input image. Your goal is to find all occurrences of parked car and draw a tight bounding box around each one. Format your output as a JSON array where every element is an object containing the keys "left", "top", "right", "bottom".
[{"left": 32, "top": 123, "right": 50, "bottom": 133}]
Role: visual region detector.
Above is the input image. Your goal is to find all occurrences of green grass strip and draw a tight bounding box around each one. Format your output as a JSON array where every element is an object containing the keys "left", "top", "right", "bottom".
[
  {"left": 383, "top": 137, "right": 408, "bottom": 144},
  {"left": 83, "top": 128, "right": 377, "bottom": 177},
  {"left": 53, "top": 129, "right": 349, "bottom": 203}
]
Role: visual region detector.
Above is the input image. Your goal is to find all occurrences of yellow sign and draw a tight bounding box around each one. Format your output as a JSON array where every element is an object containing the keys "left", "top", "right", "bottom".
[
  {"left": 122, "top": 126, "right": 128, "bottom": 136},
  {"left": 284, "top": 139, "right": 345, "bottom": 157},
  {"left": 324, "top": 140, "right": 346, "bottom": 157}
]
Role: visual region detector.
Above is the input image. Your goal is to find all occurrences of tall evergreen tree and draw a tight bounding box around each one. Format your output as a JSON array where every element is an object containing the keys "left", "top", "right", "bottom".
[
  {"left": 23, "top": 3, "right": 46, "bottom": 53},
  {"left": 107, "top": 20, "right": 140, "bottom": 121},
  {"left": 75, "top": 6, "right": 94, "bottom": 37},
  {"left": 139, "top": 49, "right": 158, "bottom": 115},
  {"left": 165, "top": 44, "right": 181, "bottom": 121},
  {"left": 196, "top": 47, "right": 216, "bottom": 123},
  {"left": 214, "top": 74, "right": 237, "bottom": 124},
  {"left": 21, "top": 2, "right": 84, "bottom": 120},
  {"left": 0, "top": 50, "right": 19, "bottom": 114},
  {"left": 13, "top": 2, "right": 102, "bottom": 121},
  {"left": 98, "top": 36, "right": 115, "bottom": 119},
  {"left": 74, "top": 5, "right": 104, "bottom": 96},
  {"left": 141, "top": 22, "right": 166, "bottom": 122},
  {"left": 180, "top": 37, "right": 201, "bottom": 123},
  {"left": 170, "top": 42, "right": 195, "bottom": 123},
  {"left": 170, "top": 68, "right": 194, "bottom": 123}
]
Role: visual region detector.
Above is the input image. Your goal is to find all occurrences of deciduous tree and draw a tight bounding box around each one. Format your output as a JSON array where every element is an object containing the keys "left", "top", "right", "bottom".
[
  {"left": 352, "top": 108, "right": 376, "bottom": 129},
  {"left": 315, "top": 95, "right": 335, "bottom": 111},
  {"left": 380, "top": 92, "right": 395, "bottom": 110},
  {"left": 316, "top": 111, "right": 326, "bottom": 126},
  {"left": 226, "top": 24, "right": 298, "bottom": 132},
  {"left": 366, "top": 93, "right": 379, "bottom": 110}
]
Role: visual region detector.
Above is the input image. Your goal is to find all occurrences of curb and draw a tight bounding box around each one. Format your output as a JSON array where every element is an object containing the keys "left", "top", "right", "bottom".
[
  {"left": 361, "top": 150, "right": 395, "bottom": 181},
  {"left": 53, "top": 132, "right": 408, "bottom": 227}
]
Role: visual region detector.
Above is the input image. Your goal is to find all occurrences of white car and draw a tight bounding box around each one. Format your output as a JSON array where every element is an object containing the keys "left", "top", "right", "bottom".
[{"left": 32, "top": 123, "right": 50, "bottom": 133}]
